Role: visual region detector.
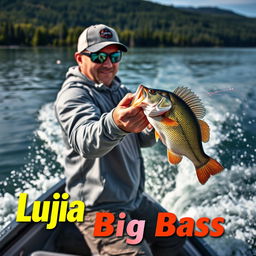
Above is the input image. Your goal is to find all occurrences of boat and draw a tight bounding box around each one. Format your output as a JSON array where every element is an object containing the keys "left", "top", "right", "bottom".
[{"left": 0, "top": 179, "right": 218, "bottom": 256}]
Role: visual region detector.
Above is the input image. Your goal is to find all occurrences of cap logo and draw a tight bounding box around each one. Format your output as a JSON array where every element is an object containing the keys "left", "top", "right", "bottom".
[{"left": 99, "top": 28, "right": 113, "bottom": 39}]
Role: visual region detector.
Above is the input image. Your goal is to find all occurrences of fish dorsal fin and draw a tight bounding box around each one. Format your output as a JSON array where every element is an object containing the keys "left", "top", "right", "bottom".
[{"left": 173, "top": 87, "right": 206, "bottom": 119}]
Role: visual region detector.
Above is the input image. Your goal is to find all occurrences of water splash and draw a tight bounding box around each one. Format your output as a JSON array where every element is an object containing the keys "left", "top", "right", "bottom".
[
  {"left": 0, "top": 93, "right": 255, "bottom": 256},
  {"left": 150, "top": 105, "right": 256, "bottom": 256},
  {"left": 0, "top": 103, "right": 64, "bottom": 229}
]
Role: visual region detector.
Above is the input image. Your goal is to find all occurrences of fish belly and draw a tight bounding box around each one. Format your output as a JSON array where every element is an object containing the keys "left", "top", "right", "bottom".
[{"left": 150, "top": 118, "right": 208, "bottom": 168}]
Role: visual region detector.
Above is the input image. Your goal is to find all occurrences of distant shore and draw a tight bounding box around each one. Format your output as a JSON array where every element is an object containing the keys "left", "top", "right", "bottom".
[{"left": 1, "top": 45, "right": 256, "bottom": 49}]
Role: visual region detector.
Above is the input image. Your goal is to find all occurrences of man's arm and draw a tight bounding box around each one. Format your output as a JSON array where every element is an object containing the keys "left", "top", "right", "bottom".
[
  {"left": 113, "top": 93, "right": 156, "bottom": 147},
  {"left": 112, "top": 93, "right": 149, "bottom": 133},
  {"left": 55, "top": 88, "right": 150, "bottom": 158}
]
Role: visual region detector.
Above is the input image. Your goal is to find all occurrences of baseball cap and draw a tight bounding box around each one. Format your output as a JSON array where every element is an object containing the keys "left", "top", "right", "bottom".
[{"left": 77, "top": 24, "right": 128, "bottom": 53}]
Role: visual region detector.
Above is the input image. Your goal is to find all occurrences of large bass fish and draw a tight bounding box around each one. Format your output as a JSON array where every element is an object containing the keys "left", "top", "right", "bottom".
[{"left": 132, "top": 85, "right": 224, "bottom": 185}]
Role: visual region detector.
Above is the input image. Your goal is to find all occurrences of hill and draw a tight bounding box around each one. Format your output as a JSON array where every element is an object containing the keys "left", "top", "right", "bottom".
[
  {"left": 0, "top": 0, "right": 256, "bottom": 47},
  {"left": 178, "top": 7, "right": 242, "bottom": 17}
]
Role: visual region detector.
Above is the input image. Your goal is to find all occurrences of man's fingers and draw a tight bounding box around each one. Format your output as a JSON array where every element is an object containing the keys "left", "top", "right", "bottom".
[
  {"left": 130, "top": 113, "right": 147, "bottom": 123},
  {"left": 120, "top": 107, "right": 146, "bottom": 123},
  {"left": 147, "top": 123, "right": 153, "bottom": 130},
  {"left": 118, "top": 93, "right": 134, "bottom": 107},
  {"left": 132, "top": 117, "right": 149, "bottom": 133},
  {"left": 114, "top": 93, "right": 150, "bottom": 133},
  {"left": 127, "top": 106, "right": 144, "bottom": 118}
]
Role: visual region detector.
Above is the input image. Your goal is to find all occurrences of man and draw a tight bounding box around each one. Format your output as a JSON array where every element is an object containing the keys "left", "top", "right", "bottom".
[{"left": 55, "top": 24, "right": 185, "bottom": 255}]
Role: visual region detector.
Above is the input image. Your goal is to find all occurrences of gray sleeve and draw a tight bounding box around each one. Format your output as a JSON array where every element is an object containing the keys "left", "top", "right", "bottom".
[
  {"left": 55, "top": 87, "right": 129, "bottom": 158},
  {"left": 137, "top": 128, "right": 156, "bottom": 147}
]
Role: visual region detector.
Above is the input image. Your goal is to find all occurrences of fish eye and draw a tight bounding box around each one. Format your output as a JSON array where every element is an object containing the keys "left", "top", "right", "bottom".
[
  {"left": 157, "top": 91, "right": 168, "bottom": 98},
  {"left": 149, "top": 89, "right": 156, "bottom": 95}
]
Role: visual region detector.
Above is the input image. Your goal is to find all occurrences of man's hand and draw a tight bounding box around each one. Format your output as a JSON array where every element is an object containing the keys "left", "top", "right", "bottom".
[{"left": 113, "top": 93, "right": 151, "bottom": 133}]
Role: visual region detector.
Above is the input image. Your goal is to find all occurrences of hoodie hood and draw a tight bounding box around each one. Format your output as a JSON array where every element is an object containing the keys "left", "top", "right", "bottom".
[{"left": 63, "top": 66, "right": 122, "bottom": 92}]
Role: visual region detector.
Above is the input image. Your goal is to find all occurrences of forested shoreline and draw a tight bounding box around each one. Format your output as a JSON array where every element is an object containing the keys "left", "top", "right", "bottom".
[{"left": 1, "top": 0, "right": 256, "bottom": 47}]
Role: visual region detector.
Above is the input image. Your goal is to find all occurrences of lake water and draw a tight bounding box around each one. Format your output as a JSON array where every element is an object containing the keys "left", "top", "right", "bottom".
[{"left": 0, "top": 47, "right": 255, "bottom": 255}]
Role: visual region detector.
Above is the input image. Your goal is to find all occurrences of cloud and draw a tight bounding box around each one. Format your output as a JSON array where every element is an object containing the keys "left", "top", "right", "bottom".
[
  {"left": 148, "top": 0, "right": 256, "bottom": 17},
  {"left": 153, "top": 0, "right": 256, "bottom": 6}
]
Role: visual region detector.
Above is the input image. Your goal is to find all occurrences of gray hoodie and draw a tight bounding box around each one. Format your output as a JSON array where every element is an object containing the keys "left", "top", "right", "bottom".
[{"left": 55, "top": 66, "right": 155, "bottom": 211}]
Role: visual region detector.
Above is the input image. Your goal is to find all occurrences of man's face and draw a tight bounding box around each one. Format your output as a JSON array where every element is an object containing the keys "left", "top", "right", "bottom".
[{"left": 75, "top": 45, "right": 120, "bottom": 87}]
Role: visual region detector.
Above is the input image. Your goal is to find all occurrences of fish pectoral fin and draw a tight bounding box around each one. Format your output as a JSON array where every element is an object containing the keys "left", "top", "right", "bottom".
[
  {"left": 155, "top": 130, "right": 160, "bottom": 142},
  {"left": 167, "top": 149, "right": 182, "bottom": 165},
  {"left": 161, "top": 117, "right": 179, "bottom": 126},
  {"left": 198, "top": 120, "right": 210, "bottom": 143},
  {"left": 196, "top": 158, "right": 224, "bottom": 185}
]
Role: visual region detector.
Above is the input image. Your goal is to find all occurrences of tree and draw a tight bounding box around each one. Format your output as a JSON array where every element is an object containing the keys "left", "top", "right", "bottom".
[{"left": 31, "top": 26, "right": 48, "bottom": 46}]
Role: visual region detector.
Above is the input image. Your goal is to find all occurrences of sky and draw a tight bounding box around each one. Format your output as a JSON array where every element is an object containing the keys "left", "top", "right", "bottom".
[{"left": 149, "top": 0, "right": 256, "bottom": 17}]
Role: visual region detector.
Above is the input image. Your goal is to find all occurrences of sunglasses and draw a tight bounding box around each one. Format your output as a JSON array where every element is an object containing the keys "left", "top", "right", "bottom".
[{"left": 80, "top": 51, "right": 122, "bottom": 64}]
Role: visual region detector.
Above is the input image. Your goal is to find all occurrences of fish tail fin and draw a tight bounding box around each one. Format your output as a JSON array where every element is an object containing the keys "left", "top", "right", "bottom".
[{"left": 196, "top": 158, "right": 224, "bottom": 185}]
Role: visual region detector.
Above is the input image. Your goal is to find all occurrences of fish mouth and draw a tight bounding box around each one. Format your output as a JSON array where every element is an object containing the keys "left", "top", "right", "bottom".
[
  {"left": 132, "top": 84, "right": 146, "bottom": 107},
  {"left": 145, "top": 97, "right": 172, "bottom": 117}
]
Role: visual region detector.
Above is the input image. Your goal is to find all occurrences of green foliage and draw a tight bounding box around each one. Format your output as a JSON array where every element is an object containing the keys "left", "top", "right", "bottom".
[
  {"left": 0, "top": 0, "right": 256, "bottom": 47},
  {"left": 32, "top": 26, "right": 48, "bottom": 46}
]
